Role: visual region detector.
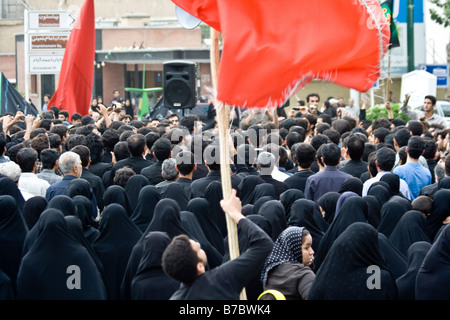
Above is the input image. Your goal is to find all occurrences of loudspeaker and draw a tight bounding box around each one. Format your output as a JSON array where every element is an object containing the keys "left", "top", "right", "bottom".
[{"left": 163, "top": 60, "right": 197, "bottom": 109}]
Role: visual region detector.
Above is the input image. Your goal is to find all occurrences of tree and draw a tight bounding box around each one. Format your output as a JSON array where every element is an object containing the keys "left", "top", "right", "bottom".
[{"left": 429, "top": 0, "right": 450, "bottom": 27}]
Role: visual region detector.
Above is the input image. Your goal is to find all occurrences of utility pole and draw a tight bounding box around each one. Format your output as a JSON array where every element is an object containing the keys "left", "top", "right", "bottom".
[{"left": 407, "top": 0, "right": 415, "bottom": 72}]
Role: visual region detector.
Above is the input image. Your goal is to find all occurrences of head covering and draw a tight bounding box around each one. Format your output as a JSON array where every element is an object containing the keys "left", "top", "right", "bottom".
[
  {"left": 396, "top": 241, "right": 432, "bottom": 300},
  {"left": 252, "top": 183, "right": 278, "bottom": 203},
  {"left": 0, "top": 176, "right": 25, "bottom": 215},
  {"left": 280, "top": 189, "right": 305, "bottom": 220},
  {"left": 363, "top": 195, "right": 381, "bottom": 228},
  {"left": 179, "top": 210, "right": 223, "bottom": 269},
  {"left": 130, "top": 231, "right": 180, "bottom": 300},
  {"left": 338, "top": 177, "right": 363, "bottom": 196},
  {"left": 146, "top": 198, "right": 189, "bottom": 239},
  {"left": 416, "top": 224, "right": 450, "bottom": 300},
  {"left": 242, "top": 204, "right": 254, "bottom": 217},
  {"left": 22, "top": 196, "right": 47, "bottom": 230},
  {"left": 72, "top": 195, "right": 100, "bottom": 244},
  {"left": 427, "top": 189, "right": 450, "bottom": 242},
  {"left": 377, "top": 232, "right": 408, "bottom": 280},
  {"left": 16, "top": 209, "right": 108, "bottom": 300},
  {"left": 204, "top": 181, "right": 227, "bottom": 238},
  {"left": 0, "top": 195, "right": 28, "bottom": 295},
  {"left": 368, "top": 184, "right": 391, "bottom": 207},
  {"left": 124, "top": 174, "right": 149, "bottom": 212},
  {"left": 64, "top": 215, "right": 106, "bottom": 287},
  {"left": 377, "top": 200, "right": 411, "bottom": 238},
  {"left": 238, "top": 175, "right": 266, "bottom": 205},
  {"left": 47, "top": 195, "right": 77, "bottom": 216},
  {"left": 257, "top": 200, "right": 287, "bottom": 241},
  {"left": 308, "top": 222, "right": 398, "bottom": 300},
  {"left": 103, "top": 185, "right": 133, "bottom": 217},
  {"left": 66, "top": 178, "right": 93, "bottom": 200},
  {"left": 131, "top": 185, "right": 161, "bottom": 232},
  {"left": 288, "top": 199, "right": 325, "bottom": 252},
  {"left": 261, "top": 226, "right": 305, "bottom": 285},
  {"left": 379, "top": 173, "right": 403, "bottom": 197},
  {"left": 313, "top": 196, "right": 368, "bottom": 272},
  {"left": 186, "top": 197, "right": 225, "bottom": 255},
  {"left": 388, "top": 210, "right": 431, "bottom": 256},
  {"left": 316, "top": 191, "right": 340, "bottom": 224},
  {"left": 161, "top": 182, "right": 189, "bottom": 211},
  {"left": 93, "top": 203, "right": 143, "bottom": 300},
  {"left": 253, "top": 196, "right": 277, "bottom": 215},
  {"left": 333, "top": 191, "right": 359, "bottom": 221}
]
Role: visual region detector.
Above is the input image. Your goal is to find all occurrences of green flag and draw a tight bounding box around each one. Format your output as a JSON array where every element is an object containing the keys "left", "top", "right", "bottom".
[{"left": 380, "top": 0, "right": 400, "bottom": 48}]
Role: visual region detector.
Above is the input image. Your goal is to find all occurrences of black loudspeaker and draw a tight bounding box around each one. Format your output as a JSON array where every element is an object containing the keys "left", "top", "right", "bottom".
[{"left": 163, "top": 60, "right": 197, "bottom": 109}]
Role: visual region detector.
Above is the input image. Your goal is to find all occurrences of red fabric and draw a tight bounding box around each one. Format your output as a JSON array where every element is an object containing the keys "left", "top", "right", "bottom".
[
  {"left": 172, "top": 0, "right": 390, "bottom": 108},
  {"left": 48, "top": 0, "right": 95, "bottom": 117}
]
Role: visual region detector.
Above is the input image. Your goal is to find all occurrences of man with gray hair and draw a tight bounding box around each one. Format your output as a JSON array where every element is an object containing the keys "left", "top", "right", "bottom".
[
  {"left": 0, "top": 160, "right": 34, "bottom": 200},
  {"left": 257, "top": 151, "right": 288, "bottom": 197},
  {"left": 155, "top": 158, "right": 179, "bottom": 193},
  {"left": 45, "top": 151, "right": 83, "bottom": 202}
]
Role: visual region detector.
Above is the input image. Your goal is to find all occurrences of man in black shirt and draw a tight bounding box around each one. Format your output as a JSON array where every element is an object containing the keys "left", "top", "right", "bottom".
[
  {"left": 285, "top": 143, "right": 316, "bottom": 192},
  {"left": 162, "top": 189, "right": 274, "bottom": 300}
]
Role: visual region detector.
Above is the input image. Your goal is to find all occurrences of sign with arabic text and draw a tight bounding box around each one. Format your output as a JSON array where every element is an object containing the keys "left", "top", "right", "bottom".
[
  {"left": 29, "top": 32, "right": 71, "bottom": 51},
  {"left": 29, "top": 55, "right": 64, "bottom": 74}
]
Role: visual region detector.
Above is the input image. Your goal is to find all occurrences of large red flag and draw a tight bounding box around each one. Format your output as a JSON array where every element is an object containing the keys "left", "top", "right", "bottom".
[
  {"left": 48, "top": 0, "right": 95, "bottom": 117},
  {"left": 172, "top": 0, "right": 390, "bottom": 109}
]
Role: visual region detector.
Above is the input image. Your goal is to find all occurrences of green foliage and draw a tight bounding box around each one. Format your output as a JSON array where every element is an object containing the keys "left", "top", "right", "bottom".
[
  {"left": 429, "top": 0, "right": 450, "bottom": 27},
  {"left": 366, "top": 103, "right": 410, "bottom": 122}
]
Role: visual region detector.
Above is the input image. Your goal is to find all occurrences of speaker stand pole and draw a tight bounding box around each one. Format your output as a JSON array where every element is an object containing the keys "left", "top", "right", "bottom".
[{"left": 210, "top": 27, "right": 246, "bottom": 301}]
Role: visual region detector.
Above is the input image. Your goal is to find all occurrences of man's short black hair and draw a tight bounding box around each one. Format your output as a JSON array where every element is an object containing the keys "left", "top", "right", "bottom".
[
  {"left": 50, "top": 124, "right": 68, "bottom": 140},
  {"left": 423, "top": 137, "right": 437, "bottom": 160},
  {"left": 59, "top": 110, "right": 69, "bottom": 119},
  {"left": 65, "top": 134, "right": 87, "bottom": 151},
  {"left": 175, "top": 150, "right": 196, "bottom": 176},
  {"left": 407, "top": 136, "right": 425, "bottom": 159},
  {"left": 373, "top": 127, "right": 391, "bottom": 143},
  {"left": 394, "top": 127, "right": 411, "bottom": 148},
  {"left": 347, "top": 134, "right": 365, "bottom": 161},
  {"left": 16, "top": 147, "right": 38, "bottom": 172},
  {"left": 310, "top": 134, "right": 331, "bottom": 151},
  {"left": 203, "top": 143, "right": 220, "bottom": 171},
  {"left": 151, "top": 137, "right": 172, "bottom": 161},
  {"left": 126, "top": 134, "right": 146, "bottom": 157},
  {"left": 322, "top": 129, "right": 341, "bottom": 145},
  {"left": 315, "top": 122, "right": 331, "bottom": 134},
  {"left": 306, "top": 93, "right": 320, "bottom": 103},
  {"left": 407, "top": 120, "right": 424, "bottom": 136},
  {"left": 101, "top": 129, "right": 120, "bottom": 152},
  {"left": 376, "top": 147, "right": 396, "bottom": 171},
  {"left": 320, "top": 143, "right": 341, "bottom": 166},
  {"left": 162, "top": 234, "right": 200, "bottom": 284},
  {"left": 318, "top": 113, "right": 332, "bottom": 126},
  {"left": 424, "top": 95, "right": 437, "bottom": 106},
  {"left": 295, "top": 143, "right": 316, "bottom": 169},
  {"left": 71, "top": 145, "right": 90, "bottom": 168},
  {"left": 40, "top": 148, "right": 60, "bottom": 170},
  {"left": 71, "top": 113, "right": 82, "bottom": 122},
  {"left": 285, "top": 132, "right": 304, "bottom": 150},
  {"left": 113, "top": 141, "right": 131, "bottom": 162},
  {"left": 180, "top": 114, "right": 200, "bottom": 134}
]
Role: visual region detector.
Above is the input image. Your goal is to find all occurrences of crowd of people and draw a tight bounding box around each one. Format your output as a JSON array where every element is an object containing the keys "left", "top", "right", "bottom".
[{"left": 0, "top": 90, "right": 449, "bottom": 301}]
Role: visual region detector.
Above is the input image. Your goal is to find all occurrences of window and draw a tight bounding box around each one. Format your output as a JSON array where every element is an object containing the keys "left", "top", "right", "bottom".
[{"left": 0, "top": 0, "right": 25, "bottom": 20}]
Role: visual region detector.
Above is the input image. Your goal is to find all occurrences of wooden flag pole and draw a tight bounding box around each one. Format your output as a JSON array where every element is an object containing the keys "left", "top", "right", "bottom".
[
  {"left": 210, "top": 27, "right": 246, "bottom": 300},
  {"left": 386, "top": 48, "right": 391, "bottom": 102}
]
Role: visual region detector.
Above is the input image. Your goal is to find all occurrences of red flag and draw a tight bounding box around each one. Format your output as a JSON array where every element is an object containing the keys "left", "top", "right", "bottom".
[
  {"left": 48, "top": 0, "right": 95, "bottom": 117},
  {"left": 172, "top": 0, "right": 390, "bottom": 109}
]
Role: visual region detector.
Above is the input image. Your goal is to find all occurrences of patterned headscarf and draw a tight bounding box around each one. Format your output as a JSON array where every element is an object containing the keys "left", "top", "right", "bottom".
[{"left": 260, "top": 226, "right": 304, "bottom": 285}]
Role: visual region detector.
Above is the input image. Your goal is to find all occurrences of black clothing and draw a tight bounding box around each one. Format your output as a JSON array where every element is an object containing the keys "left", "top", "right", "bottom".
[
  {"left": 257, "top": 200, "right": 287, "bottom": 242},
  {"left": 161, "top": 182, "right": 189, "bottom": 211},
  {"left": 280, "top": 189, "right": 305, "bottom": 221},
  {"left": 130, "top": 231, "right": 180, "bottom": 300},
  {"left": 190, "top": 170, "right": 240, "bottom": 198},
  {"left": 339, "top": 160, "right": 368, "bottom": 179},
  {"left": 284, "top": 169, "right": 315, "bottom": 193},
  {"left": 93, "top": 204, "right": 142, "bottom": 300},
  {"left": 308, "top": 222, "right": 398, "bottom": 300},
  {"left": 103, "top": 185, "right": 133, "bottom": 217},
  {"left": 124, "top": 174, "right": 150, "bottom": 212},
  {"left": 170, "top": 218, "right": 274, "bottom": 300},
  {"left": 316, "top": 191, "right": 340, "bottom": 224},
  {"left": 17, "top": 209, "right": 108, "bottom": 300},
  {"left": 22, "top": 196, "right": 47, "bottom": 230},
  {"left": 259, "top": 174, "right": 288, "bottom": 198},
  {"left": 81, "top": 168, "right": 105, "bottom": 213},
  {"left": 108, "top": 156, "right": 152, "bottom": 187},
  {"left": 130, "top": 185, "right": 161, "bottom": 233},
  {"left": 141, "top": 160, "right": 164, "bottom": 185}
]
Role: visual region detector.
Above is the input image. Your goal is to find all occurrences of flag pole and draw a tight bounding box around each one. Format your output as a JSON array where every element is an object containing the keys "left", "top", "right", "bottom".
[
  {"left": 385, "top": 48, "right": 391, "bottom": 102},
  {"left": 210, "top": 27, "right": 246, "bottom": 300}
]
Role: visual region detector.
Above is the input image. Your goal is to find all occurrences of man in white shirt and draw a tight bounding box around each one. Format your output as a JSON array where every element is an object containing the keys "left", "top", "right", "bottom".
[
  {"left": 362, "top": 146, "right": 411, "bottom": 199},
  {"left": 16, "top": 147, "right": 50, "bottom": 197}
]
